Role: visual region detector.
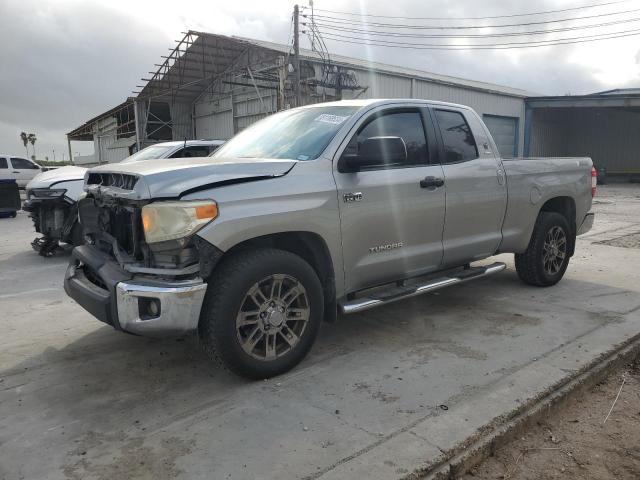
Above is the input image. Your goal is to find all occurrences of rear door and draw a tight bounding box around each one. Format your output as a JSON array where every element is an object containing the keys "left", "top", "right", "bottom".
[
  {"left": 334, "top": 106, "right": 446, "bottom": 292},
  {"left": 9, "top": 157, "right": 40, "bottom": 186},
  {"left": 431, "top": 108, "right": 507, "bottom": 267}
]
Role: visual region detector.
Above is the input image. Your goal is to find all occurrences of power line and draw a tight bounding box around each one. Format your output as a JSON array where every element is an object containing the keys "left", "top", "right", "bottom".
[
  {"left": 305, "top": 16, "right": 640, "bottom": 39},
  {"left": 320, "top": 27, "right": 640, "bottom": 50},
  {"left": 304, "top": 6, "right": 640, "bottom": 30},
  {"left": 301, "top": 0, "right": 633, "bottom": 21}
]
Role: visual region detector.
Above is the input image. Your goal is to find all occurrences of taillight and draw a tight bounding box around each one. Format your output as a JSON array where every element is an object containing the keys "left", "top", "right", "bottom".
[{"left": 591, "top": 166, "right": 597, "bottom": 197}]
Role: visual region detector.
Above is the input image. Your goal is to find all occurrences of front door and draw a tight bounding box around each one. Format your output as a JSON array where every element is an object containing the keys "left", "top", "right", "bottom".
[
  {"left": 334, "top": 107, "right": 446, "bottom": 292},
  {"left": 431, "top": 108, "right": 508, "bottom": 267}
]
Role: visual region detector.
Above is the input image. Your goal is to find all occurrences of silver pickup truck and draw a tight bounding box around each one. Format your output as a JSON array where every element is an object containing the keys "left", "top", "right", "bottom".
[{"left": 64, "top": 99, "right": 595, "bottom": 379}]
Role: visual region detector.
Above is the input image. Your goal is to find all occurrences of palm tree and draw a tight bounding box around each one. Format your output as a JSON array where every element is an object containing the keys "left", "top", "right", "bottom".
[
  {"left": 20, "top": 132, "right": 29, "bottom": 157},
  {"left": 27, "top": 133, "right": 37, "bottom": 160}
]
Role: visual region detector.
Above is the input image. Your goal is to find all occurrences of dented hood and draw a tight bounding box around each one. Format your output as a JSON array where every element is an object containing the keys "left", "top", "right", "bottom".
[
  {"left": 27, "top": 165, "right": 87, "bottom": 189},
  {"left": 86, "top": 156, "right": 297, "bottom": 199}
]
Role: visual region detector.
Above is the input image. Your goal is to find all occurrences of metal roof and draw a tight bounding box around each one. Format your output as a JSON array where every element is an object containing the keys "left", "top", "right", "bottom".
[
  {"left": 526, "top": 90, "right": 640, "bottom": 108},
  {"left": 589, "top": 88, "right": 640, "bottom": 96},
  {"left": 70, "top": 30, "right": 536, "bottom": 138},
  {"left": 236, "top": 36, "right": 536, "bottom": 98},
  {"left": 67, "top": 99, "right": 134, "bottom": 140},
  {"left": 137, "top": 31, "right": 535, "bottom": 103}
]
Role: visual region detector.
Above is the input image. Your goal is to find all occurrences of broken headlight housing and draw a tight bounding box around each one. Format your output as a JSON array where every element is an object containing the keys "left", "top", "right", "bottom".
[{"left": 141, "top": 200, "right": 218, "bottom": 244}]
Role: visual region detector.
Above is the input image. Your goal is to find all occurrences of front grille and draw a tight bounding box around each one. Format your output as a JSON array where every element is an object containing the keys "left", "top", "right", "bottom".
[
  {"left": 107, "top": 207, "right": 141, "bottom": 257},
  {"left": 78, "top": 197, "right": 144, "bottom": 260},
  {"left": 86, "top": 172, "right": 138, "bottom": 191}
]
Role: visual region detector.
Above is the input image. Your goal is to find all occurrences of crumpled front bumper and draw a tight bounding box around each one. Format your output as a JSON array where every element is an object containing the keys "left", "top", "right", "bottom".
[{"left": 64, "top": 245, "right": 207, "bottom": 336}]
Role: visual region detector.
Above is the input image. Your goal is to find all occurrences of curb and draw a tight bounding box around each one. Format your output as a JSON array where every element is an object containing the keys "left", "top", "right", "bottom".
[{"left": 414, "top": 334, "right": 640, "bottom": 479}]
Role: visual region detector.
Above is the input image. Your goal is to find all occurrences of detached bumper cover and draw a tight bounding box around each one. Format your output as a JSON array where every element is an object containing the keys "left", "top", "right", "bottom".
[
  {"left": 577, "top": 212, "right": 595, "bottom": 236},
  {"left": 64, "top": 245, "right": 207, "bottom": 336}
]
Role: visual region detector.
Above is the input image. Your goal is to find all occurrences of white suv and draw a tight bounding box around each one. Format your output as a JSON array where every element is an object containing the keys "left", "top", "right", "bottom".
[{"left": 0, "top": 155, "right": 42, "bottom": 187}]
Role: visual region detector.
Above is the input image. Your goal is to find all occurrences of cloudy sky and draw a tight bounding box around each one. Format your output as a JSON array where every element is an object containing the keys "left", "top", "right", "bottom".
[{"left": 1, "top": 0, "right": 639, "bottom": 160}]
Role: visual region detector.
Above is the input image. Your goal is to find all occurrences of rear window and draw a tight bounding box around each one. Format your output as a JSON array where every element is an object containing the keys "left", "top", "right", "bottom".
[
  {"left": 170, "top": 146, "right": 211, "bottom": 158},
  {"left": 434, "top": 110, "right": 478, "bottom": 163},
  {"left": 121, "top": 145, "right": 173, "bottom": 163},
  {"left": 0, "top": 158, "right": 7, "bottom": 169}
]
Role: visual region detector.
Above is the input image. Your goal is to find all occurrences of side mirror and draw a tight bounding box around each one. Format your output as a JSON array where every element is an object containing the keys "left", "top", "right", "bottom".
[{"left": 345, "top": 136, "right": 407, "bottom": 171}]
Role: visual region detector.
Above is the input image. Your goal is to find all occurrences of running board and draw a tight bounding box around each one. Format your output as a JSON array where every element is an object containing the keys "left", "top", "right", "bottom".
[{"left": 339, "top": 262, "right": 506, "bottom": 314}]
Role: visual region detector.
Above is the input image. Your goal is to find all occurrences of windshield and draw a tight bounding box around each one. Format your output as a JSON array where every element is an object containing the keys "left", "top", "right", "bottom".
[
  {"left": 121, "top": 145, "right": 173, "bottom": 163},
  {"left": 212, "top": 106, "right": 359, "bottom": 161}
]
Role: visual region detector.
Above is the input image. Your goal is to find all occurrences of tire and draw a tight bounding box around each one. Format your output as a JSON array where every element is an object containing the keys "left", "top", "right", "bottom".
[
  {"left": 515, "top": 211, "right": 572, "bottom": 287},
  {"left": 199, "top": 248, "right": 324, "bottom": 379},
  {"left": 10, "top": 211, "right": 17, "bottom": 218}
]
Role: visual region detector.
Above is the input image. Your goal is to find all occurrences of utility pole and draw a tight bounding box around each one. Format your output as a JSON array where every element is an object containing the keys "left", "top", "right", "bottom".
[
  {"left": 293, "top": 4, "right": 301, "bottom": 107},
  {"left": 67, "top": 137, "right": 73, "bottom": 164}
]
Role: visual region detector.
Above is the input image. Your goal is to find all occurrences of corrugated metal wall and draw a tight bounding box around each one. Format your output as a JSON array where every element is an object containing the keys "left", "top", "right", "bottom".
[
  {"left": 530, "top": 106, "right": 640, "bottom": 173},
  {"left": 191, "top": 62, "right": 526, "bottom": 155},
  {"left": 342, "top": 69, "right": 526, "bottom": 155},
  {"left": 170, "top": 102, "right": 193, "bottom": 140},
  {"left": 194, "top": 83, "right": 278, "bottom": 139},
  {"left": 529, "top": 109, "right": 570, "bottom": 157},
  {"left": 94, "top": 117, "right": 130, "bottom": 164}
]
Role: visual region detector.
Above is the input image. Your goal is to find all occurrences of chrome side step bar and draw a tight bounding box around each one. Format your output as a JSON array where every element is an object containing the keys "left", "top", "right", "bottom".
[{"left": 339, "top": 262, "right": 506, "bottom": 314}]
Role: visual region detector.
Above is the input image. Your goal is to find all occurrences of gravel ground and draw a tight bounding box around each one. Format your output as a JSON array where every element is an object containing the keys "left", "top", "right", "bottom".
[{"left": 464, "top": 360, "right": 640, "bottom": 480}]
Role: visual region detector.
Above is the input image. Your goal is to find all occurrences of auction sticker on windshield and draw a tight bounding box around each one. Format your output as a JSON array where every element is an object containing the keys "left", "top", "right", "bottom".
[{"left": 314, "top": 114, "right": 349, "bottom": 125}]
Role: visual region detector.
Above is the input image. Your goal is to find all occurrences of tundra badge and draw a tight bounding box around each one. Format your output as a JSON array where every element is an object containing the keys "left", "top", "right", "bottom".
[
  {"left": 369, "top": 242, "right": 403, "bottom": 253},
  {"left": 343, "top": 192, "right": 363, "bottom": 203}
]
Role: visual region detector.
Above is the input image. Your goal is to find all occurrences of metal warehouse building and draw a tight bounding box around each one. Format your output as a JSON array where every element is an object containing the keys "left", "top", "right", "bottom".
[
  {"left": 67, "top": 30, "right": 531, "bottom": 164},
  {"left": 526, "top": 89, "right": 640, "bottom": 178}
]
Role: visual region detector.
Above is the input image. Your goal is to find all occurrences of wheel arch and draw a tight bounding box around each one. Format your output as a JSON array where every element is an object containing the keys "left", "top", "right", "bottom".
[
  {"left": 538, "top": 196, "right": 577, "bottom": 256},
  {"left": 223, "top": 231, "right": 338, "bottom": 323}
]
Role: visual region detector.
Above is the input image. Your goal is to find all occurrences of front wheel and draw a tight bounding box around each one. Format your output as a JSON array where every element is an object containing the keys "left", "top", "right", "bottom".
[
  {"left": 515, "top": 211, "right": 572, "bottom": 287},
  {"left": 199, "top": 248, "right": 324, "bottom": 379}
]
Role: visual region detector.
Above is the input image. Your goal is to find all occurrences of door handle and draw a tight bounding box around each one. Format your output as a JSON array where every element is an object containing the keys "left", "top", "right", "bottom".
[
  {"left": 420, "top": 176, "right": 444, "bottom": 189},
  {"left": 13, "top": 171, "right": 20, "bottom": 173}
]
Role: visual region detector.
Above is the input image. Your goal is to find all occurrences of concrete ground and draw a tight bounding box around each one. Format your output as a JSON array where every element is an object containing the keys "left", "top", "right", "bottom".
[{"left": 1, "top": 185, "right": 639, "bottom": 480}]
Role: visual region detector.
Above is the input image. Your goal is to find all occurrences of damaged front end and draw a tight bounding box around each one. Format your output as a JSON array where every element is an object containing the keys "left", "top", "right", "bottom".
[
  {"left": 24, "top": 189, "right": 81, "bottom": 256},
  {"left": 64, "top": 181, "right": 222, "bottom": 336}
]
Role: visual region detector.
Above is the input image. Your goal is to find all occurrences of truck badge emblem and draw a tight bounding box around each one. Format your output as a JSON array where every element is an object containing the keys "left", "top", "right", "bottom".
[
  {"left": 343, "top": 192, "right": 363, "bottom": 203},
  {"left": 369, "top": 242, "right": 403, "bottom": 253}
]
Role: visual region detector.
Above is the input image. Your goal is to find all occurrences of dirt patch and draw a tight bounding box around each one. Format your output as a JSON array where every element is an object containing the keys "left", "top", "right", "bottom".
[
  {"left": 62, "top": 431, "right": 194, "bottom": 480},
  {"left": 596, "top": 231, "right": 640, "bottom": 249},
  {"left": 464, "top": 362, "right": 640, "bottom": 480}
]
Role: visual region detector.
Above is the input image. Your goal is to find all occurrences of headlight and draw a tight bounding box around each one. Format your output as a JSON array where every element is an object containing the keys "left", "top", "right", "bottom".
[
  {"left": 31, "top": 188, "right": 67, "bottom": 198},
  {"left": 141, "top": 200, "right": 218, "bottom": 244}
]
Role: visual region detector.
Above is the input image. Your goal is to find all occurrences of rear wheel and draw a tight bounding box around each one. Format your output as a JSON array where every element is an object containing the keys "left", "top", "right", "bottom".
[
  {"left": 199, "top": 248, "right": 324, "bottom": 379},
  {"left": 515, "top": 212, "right": 572, "bottom": 287}
]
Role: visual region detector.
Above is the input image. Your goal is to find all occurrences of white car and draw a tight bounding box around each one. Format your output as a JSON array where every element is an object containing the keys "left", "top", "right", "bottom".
[
  {"left": 0, "top": 155, "right": 42, "bottom": 187},
  {"left": 24, "top": 140, "right": 225, "bottom": 255}
]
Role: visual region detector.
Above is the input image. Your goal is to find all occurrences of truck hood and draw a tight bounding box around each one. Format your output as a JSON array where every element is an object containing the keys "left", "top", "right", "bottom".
[
  {"left": 86, "top": 157, "right": 298, "bottom": 199},
  {"left": 27, "top": 165, "right": 87, "bottom": 189}
]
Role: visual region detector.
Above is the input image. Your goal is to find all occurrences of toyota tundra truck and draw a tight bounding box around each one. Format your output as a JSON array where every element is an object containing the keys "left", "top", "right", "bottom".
[{"left": 64, "top": 99, "right": 596, "bottom": 379}]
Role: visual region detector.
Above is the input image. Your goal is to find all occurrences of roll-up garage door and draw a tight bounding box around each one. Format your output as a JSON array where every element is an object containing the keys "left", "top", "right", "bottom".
[{"left": 483, "top": 115, "right": 518, "bottom": 158}]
